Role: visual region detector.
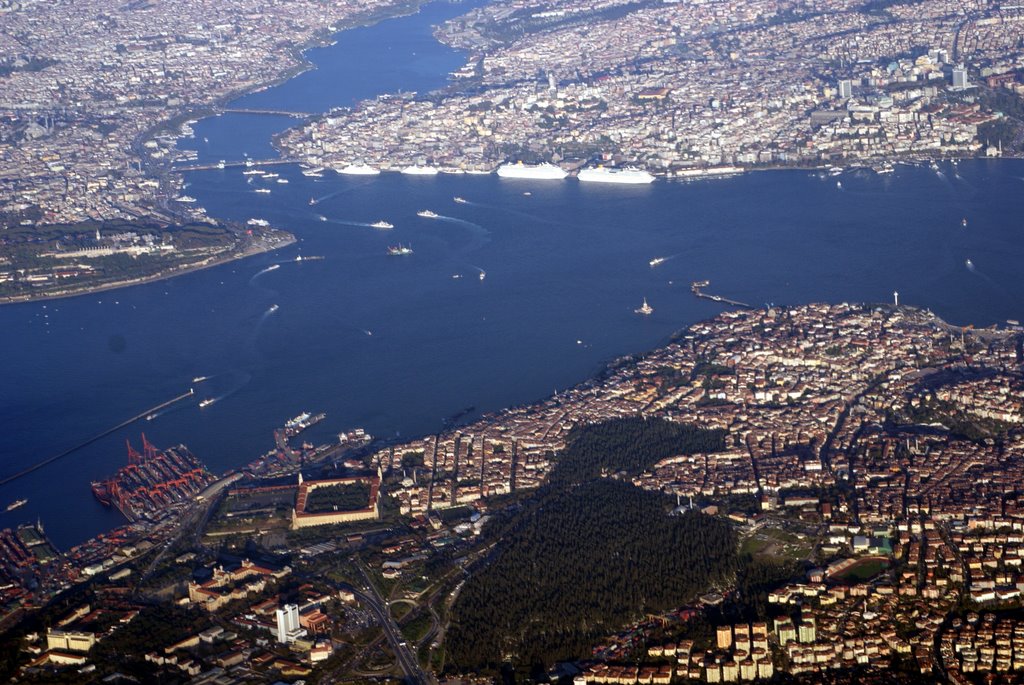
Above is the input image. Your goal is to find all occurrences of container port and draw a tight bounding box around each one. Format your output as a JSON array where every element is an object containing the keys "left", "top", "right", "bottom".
[{"left": 90, "top": 435, "right": 216, "bottom": 522}]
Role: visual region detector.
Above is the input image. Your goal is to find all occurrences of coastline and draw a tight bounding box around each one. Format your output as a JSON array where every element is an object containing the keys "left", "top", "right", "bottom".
[
  {"left": 2, "top": 0, "right": 439, "bottom": 308},
  {"left": 0, "top": 230, "right": 296, "bottom": 306}
]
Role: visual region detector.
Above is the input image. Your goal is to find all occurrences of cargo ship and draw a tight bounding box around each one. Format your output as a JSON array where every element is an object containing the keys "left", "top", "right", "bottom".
[
  {"left": 371, "top": 220, "right": 394, "bottom": 229},
  {"left": 496, "top": 162, "right": 568, "bottom": 180},
  {"left": 338, "top": 163, "right": 380, "bottom": 175},
  {"left": 417, "top": 210, "right": 439, "bottom": 218},
  {"left": 5, "top": 498, "right": 27, "bottom": 512},
  {"left": 577, "top": 166, "right": 655, "bottom": 184},
  {"left": 401, "top": 165, "right": 439, "bottom": 175},
  {"left": 387, "top": 244, "right": 413, "bottom": 256}
]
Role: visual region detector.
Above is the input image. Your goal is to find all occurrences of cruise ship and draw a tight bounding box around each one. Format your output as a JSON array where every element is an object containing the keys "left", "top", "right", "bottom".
[
  {"left": 371, "top": 220, "right": 394, "bottom": 229},
  {"left": 401, "top": 165, "right": 439, "bottom": 175},
  {"left": 417, "top": 210, "right": 439, "bottom": 218},
  {"left": 339, "top": 163, "right": 380, "bottom": 175},
  {"left": 578, "top": 166, "right": 655, "bottom": 184},
  {"left": 387, "top": 244, "right": 413, "bottom": 256},
  {"left": 496, "top": 162, "right": 568, "bottom": 180}
]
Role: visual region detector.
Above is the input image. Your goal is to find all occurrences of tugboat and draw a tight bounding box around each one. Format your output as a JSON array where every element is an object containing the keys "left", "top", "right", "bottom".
[
  {"left": 635, "top": 298, "right": 654, "bottom": 316},
  {"left": 387, "top": 244, "right": 413, "bottom": 256}
]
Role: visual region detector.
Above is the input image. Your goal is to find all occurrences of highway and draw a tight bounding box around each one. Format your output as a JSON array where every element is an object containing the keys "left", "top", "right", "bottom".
[{"left": 355, "top": 563, "right": 434, "bottom": 685}]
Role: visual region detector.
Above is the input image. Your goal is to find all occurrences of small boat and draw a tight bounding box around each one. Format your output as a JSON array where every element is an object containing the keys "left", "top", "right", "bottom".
[
  {"left": 479, "top": 270, "right": 486, "bottom": 281},
  {"left": 454, "top": 196, "right": 467, "bottom": 204},
  {"left": 269, "top": 304, "right": 280, "bottom": 313},
  {"left": 962, "top": 217, "right": 968, "bottom": 227},
  {"left": 836, "top": 181, "right": 842, "bottom": 189},
  {"left": 199, "top": 398, "right": 215, "bottom": 408},
  {"left": 276, "top": 178, "right": 289, "bottom": 184},
  {"left": 387, "top": 244, "right": 413, "bottom": 256},
  {"left": 145, "top": 414, "right": 157, "bottom": 421},
  {"left": 5, "top": 498, "right": 27, "bottom": 512},
  {"left": 966, "top": 259, "right": 973, "bottom": 268},
  {"left": 318, "top": 215, "right": 327, "bottom": 222},
  {"left": 649, "top": 257, "right": 666, "bottom": 268},
  {"left": 417, "top": 210, "right": 439, "bottom": 218},
  {"left": 371, "top": 220, "right": 394, "bottom": 229},
  {"left": 309, "top": 197, "right": 317, "bottom": 205},
  {"left": 635, "top": 298, "right": 654, "bottom": 315}
]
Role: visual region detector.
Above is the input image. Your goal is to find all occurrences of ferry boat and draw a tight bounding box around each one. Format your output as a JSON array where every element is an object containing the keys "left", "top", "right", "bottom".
[
  {"left": 145, "top": 413, "right": 157, "bottom": 421},
  {"left": 649, "top": 257, "right": 667, "bottom": 267},
  {"left": 5, "top": 498, "right": 27, "bottom": 512},
  {"left": 453, "top": 196, "right": 467, "bottom": 204},
  {"left": 247, "top": 218, "right": 270, "bottom": 227},
  {"left": 263, "top": 173, "right": 279, "bottom": 179},
  {"left": 276, "top": 178, "right": 289, "bottom": 184},
  {"left": 371, "top": 220, "right": 394, "bottom": 229},
  {"left": 401, "top": 165, "right": 439, "bottom": 175},
  {"left": 577, "top": 166, "right": 655, "bottom": 184},
  {"left": 635, "top": 298, "right": 654, "bottom": 316},
  {"left": 255, "top": 188, "right": 271, "bottom": 194},
  {"left": 339, "top": 163, "right": 380, "bottom": 175},
  {"left": 243, "top": 169, "right": 264, "bottom": 176},
  {"left": 496, "top": 161, "right": 568, "bottom": 180},
  {"left": 417, "top": 210, "right": 439, "bottom": 218},
  {"left": 192, "top": 376, "right": 209, "bottom": 383},
  {"left": 199, "top": 398, "right": 216, "bottom": 408},
  {"left": 269, "top": 304, "right": 280, "bottom": 313},
  {"left": 387, "top": 244, "right": 413, "bottom": 256}
]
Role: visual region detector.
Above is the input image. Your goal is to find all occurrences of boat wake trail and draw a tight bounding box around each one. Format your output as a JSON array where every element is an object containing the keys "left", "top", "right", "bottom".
[
  {"left": 965, "top": 258, "right": 1018, "bottom": 303},
  {"left": 250, "top": 264, "right": 280, "bottom": 282},
  {"left": 310, "top": 179, "right": 375, "bottom": 205}
]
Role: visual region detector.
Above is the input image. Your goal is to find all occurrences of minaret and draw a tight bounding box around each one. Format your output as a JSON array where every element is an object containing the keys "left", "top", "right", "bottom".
[{"left": 893, "top": 291, "right": 899, "bottom": 307}]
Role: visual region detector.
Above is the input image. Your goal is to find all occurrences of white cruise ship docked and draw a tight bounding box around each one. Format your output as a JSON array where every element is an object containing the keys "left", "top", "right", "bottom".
[
  {"left": 338, "top": 163, "right": 380, "bottom": 175},
  {"left": 496, "top": 162, "right": 568, "bottom": 180},
  {"left": 401, "top": 165, "right": 439, "bottom": 175},
  {"left": 577, "top": 166, "right": 655, "bottom": 184}
]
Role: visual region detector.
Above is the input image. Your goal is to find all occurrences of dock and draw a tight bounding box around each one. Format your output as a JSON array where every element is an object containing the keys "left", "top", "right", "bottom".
[{"left": 690, "top": 280, "right": 752, "bottom": 309}]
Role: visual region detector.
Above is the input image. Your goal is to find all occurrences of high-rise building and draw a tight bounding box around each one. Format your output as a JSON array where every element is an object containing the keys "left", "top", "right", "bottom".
[
  {"left": 275, "top": 604, "right": 307, "bottom": 644},
  {"left": 952, "top": 67, "right": 969, "bottom": 90},
  {"left": 838, "top": 79, "right": 853, "bottom": 99}
]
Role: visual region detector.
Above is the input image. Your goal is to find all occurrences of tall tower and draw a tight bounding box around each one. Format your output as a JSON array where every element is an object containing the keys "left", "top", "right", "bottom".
[{"left": 893, "top": 291, "right": 899, "bottom": 307}]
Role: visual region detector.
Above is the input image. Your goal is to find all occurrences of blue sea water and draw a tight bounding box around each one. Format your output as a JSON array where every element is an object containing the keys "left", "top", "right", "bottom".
[{"left": 2, "top": 0, "right": 1024, "bottom": 548}]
